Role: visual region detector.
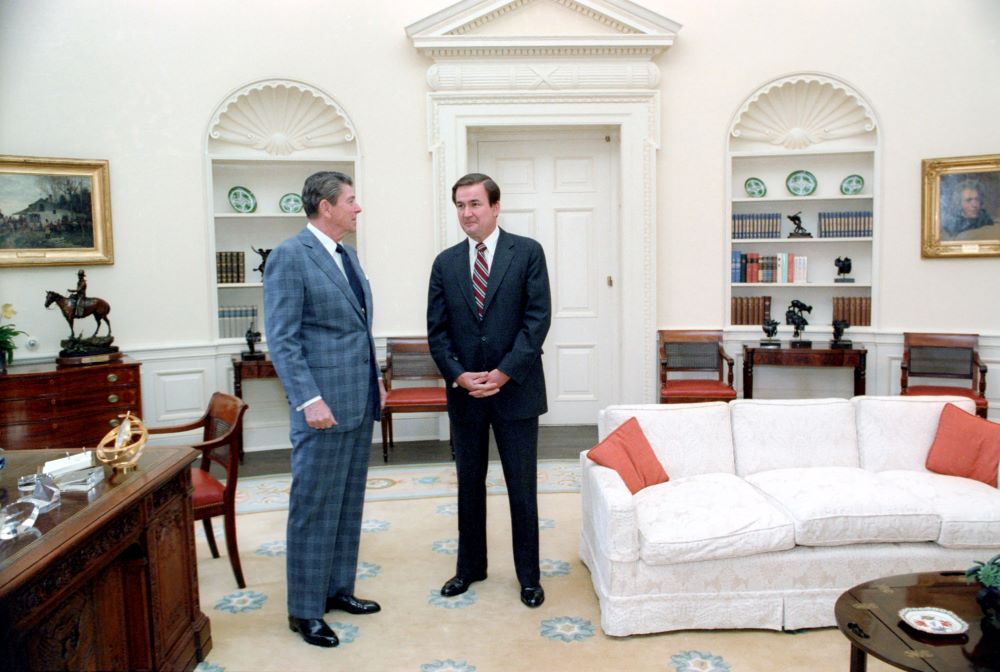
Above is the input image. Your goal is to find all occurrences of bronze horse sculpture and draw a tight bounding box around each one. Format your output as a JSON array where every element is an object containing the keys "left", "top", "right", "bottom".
[{"left": 45, "top": 290, "right": 112, "bottom": 338}]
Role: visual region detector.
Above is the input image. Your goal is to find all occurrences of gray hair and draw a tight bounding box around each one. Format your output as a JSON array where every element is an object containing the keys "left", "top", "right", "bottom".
[{"left": 302, "top": 171, "right": 354, "bottom": 217}]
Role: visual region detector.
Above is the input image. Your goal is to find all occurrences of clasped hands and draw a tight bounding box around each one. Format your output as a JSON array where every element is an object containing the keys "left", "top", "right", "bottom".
[{"left": 456, "top": 369, "right": 510, "bottom": 398}]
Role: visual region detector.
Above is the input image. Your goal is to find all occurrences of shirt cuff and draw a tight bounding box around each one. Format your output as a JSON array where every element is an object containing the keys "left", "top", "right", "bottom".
[{"left": 296, "top": 396, "right": 322, "bottom": 412}]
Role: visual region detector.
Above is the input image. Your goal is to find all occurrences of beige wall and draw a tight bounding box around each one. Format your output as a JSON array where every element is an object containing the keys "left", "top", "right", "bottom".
[{"left": 1, "top": 0, "right": 998, "bottom": 360}]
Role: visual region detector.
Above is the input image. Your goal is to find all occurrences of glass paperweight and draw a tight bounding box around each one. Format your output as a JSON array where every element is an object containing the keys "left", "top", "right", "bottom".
[
  {"left": 19, "top": 473, "right": 61, "bottom": 513},
  {"left": 0, "top": 501, "right": 39, "bottom": 540}
]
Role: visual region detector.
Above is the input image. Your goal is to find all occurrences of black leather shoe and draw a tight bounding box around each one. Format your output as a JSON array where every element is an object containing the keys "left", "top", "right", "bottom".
[
  {"left": 288, "top": 616, "right": 339, "bottom": 647},
  {"left": 440, "top": 573, "right": 487, "bottom": 597},
  {"left": 325, "top": 594, "right": 381, "bottom": 615},
  {"left": 520, "top": 585, "right": 545, "bottom": 608}
]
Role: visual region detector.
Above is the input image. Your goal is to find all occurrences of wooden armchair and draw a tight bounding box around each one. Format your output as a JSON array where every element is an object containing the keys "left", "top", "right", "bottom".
[
  {"left": 148, "top": 391, "right": 249, "bottom": 588},
  {"left": 658, "top": 330, "right": 737, "bottom": 404},
  {"left": 381, "top": 337, "right": 448, "bottom": 462},
  {"left": 901, "top": 332, "right": 988, "bottom": 418}
]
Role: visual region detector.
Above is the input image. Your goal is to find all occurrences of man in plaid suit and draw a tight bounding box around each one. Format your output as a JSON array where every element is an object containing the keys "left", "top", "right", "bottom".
[{"left": 264, "top": 171, "right": 385, "bottom": 648}]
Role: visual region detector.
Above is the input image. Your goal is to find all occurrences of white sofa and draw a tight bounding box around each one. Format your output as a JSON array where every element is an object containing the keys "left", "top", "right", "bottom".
[{"left": 580, "top": 396, "right": 1000, "bottom": 636}]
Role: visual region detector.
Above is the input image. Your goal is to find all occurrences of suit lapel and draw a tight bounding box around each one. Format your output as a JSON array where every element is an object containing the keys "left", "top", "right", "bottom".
[
  {"left": 448, "top": 241, "right": 478, "bottom": 316},
  {"left": 298, "top": 229, "right": 365, "bottom": 319},
  {"left": 483, "top": 229, "right": 513, "bottom": 314}
]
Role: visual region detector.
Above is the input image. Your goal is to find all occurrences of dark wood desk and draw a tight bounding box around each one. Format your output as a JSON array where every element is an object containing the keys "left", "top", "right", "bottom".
[
  {"left": 835, "top": 571, "right": 998, "bottom": 672},
  {"left": 742, "top": 345, "right": 867, "bottom": 398},
  {"left": 0, "top": 447, "right": 210, "bottom": 671}
]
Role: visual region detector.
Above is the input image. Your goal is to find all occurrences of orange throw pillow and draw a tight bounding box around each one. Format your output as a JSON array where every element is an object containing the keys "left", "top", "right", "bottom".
[
  {"left": 587, "top": 417, "right": 669, "bottom": 494},
  {"left": 926, "top": 403, "right": 1000, "bottom": 487}
]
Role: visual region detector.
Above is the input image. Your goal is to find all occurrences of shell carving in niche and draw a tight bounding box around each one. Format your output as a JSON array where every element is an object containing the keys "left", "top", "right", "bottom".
[
  {"left": 209, "top": 82, "right": 356, "bottom": 156},
  {"left": 731, "top": 78, "right": 876, "bottom": 149}
]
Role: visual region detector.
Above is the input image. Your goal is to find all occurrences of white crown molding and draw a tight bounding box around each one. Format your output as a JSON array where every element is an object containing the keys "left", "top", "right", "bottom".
[
  {"left": 207, "top": 78, "right": 357, "bottom": 156},
  {"left": 729, "top": 72, "right": 878, "bottom": 150},
  {"left": 406, "top": 0, "right": 680, "bottom": 59}
]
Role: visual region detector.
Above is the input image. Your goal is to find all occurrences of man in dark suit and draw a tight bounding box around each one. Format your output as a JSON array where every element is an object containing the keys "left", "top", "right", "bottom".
[
  {"left": 264, "top": 171, "right": 385, "bottom": 648},
  {"left": 427, "top": 172, "right": 552, "bottom": 608}
]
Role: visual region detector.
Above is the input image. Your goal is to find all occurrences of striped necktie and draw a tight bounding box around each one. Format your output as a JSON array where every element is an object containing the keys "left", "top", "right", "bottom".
[{"left": 473, "top": 242, "right": 489, "bottom": 317}]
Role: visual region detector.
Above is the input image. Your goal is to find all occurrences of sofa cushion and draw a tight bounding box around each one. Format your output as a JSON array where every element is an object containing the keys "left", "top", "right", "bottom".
[
  {"left": 731, "top": 399, "right": 858, "bottom": 476},
  {"left": 854, "top": 395, "right": 977, "bottom": 472},
  {"left": 599, "top": 403, "right": 736, "bottom": 478},
  {"left": 633, "top": 473, "right": 795, "bottom": 564},
  {"left": 877, "top": 470, "right": 1000, "bottom": 548},
  {"left": 587, "top": 417, "right": 669, "bottom": 494},
  {"left": 746, "top": 467, "right": 941, "bottom": 546},
  {"left": 926, "top": 403, "right": 1000, "bottom": 487}
]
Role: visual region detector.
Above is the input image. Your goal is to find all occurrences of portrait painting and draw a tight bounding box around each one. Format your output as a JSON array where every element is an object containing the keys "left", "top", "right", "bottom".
[
  {"left": 922, "top": 153, "right": 1000, "bottom": 258},
  {"left": 0, "top": 155, "right": 113, "bottom": 266}
]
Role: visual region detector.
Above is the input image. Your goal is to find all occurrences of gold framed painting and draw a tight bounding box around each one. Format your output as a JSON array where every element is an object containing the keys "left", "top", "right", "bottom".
[
  {"left": 0, "top": 155, "right": 113, "bottom": 267},
  {"left": 922, "top": 153, "right": 1000, "bottom": 258}
]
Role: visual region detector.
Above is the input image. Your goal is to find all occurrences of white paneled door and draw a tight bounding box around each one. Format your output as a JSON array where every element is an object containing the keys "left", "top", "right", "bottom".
[{"left": 475, "top": 130, "right": 619, "bottom": 424}]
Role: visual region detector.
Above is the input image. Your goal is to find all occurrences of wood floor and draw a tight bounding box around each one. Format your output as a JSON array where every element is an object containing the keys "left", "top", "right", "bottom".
[{"left": 239, "top": 424, "right": 598, "bottom": 477}]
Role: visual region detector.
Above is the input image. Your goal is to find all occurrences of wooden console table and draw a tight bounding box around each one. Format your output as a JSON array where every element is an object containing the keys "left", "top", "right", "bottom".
[
  {"left": 0, "top": 357, "right": 142, "bottom": 449},
  {"left": 231, "top": 355, "right": 276, "bottom": 399},
  {"left": 742, "top": 345, "right": 867, "bottom": 399},
  {"left": 0, "top": 447, "right": 210, "bottom": 671}
]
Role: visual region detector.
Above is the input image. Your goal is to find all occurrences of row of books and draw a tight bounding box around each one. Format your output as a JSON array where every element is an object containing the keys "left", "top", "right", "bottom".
[
  {"left": 817, "top": 211, "right": 873, "bottom": 238},
  {"left": 731, "top": 213, "right": 782, "bottom": 239},
  {"left": 219, "top": 305, "right": 258, "bottom": 338},
  {"left": 732, "top": 251, "right": 808, "bottom": 284},
  {"left": 217, "top": 251, "right": 246, "bottom": 283},
  {"left": 731, "top": 296, "right": 772, "bottom": 325},
  {"left": 832, "top": 296, "right": 871, "bottom": 326}
]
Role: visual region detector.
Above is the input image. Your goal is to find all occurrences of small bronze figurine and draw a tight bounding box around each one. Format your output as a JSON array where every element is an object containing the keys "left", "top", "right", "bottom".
[
  {"left": 251, "top": 246, "right": 272, "bottom": 280},
  {"left": 785, "top": 299, "right": 812, "bottom": 348},
  {"left": 830, "top": 319, "right": 852, "bottom": 349},
  {"left": 242, "top": 320, "right": 265, "bottom": 361},
  {"left": 834, "top": 256, "right": 854, "bottom": 283},
  {"left": 760, "top": 318, "right": 781, "bottom": 347},
  {"left": 787, "top": 211, "right": 812, "bottom": 238}
]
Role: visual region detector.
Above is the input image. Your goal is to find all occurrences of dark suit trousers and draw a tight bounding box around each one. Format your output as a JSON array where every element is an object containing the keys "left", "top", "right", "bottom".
[{"left": 451, "top": 409, "right": 540, "bottom": 588}]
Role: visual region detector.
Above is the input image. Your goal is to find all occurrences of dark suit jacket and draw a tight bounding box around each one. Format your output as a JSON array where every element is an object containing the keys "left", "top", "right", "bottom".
[{"left": 427, "top": 228, "right": 551, "bottom": 421}]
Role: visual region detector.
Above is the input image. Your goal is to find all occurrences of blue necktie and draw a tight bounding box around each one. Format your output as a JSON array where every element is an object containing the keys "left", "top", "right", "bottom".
[{"left": 335, "top": 243, "right": 366, "bottom": 313}]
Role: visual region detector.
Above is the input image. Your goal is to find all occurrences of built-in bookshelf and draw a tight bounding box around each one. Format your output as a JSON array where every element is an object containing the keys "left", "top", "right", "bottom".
[
  {"left": 726, "top": 74, "right": 879, "bottom": 334},
  {"left": 206, "top": 80, "right": 360, "bottom": 343}
]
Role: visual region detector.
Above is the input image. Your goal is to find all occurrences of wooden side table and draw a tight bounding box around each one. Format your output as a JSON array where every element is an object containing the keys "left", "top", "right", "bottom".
[
  {"left": 835, "top": 571, "right": 997, "bottom": 672},
  {"left": 742, "top": 345, "right": 867, "bottom": 399},
  {"left": 230, "top": 356, "right": 278, "bottom": 462}
]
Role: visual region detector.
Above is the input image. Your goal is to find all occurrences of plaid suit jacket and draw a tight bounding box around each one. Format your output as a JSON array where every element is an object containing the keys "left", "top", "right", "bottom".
[{"left": 264, "top": 227, "right": 380, "bottom": 431}]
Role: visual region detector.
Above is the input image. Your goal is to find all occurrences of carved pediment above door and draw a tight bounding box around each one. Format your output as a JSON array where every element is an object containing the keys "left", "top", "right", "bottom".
[{"left": 406, "top": 0, "right": 681, "bottom": 91}]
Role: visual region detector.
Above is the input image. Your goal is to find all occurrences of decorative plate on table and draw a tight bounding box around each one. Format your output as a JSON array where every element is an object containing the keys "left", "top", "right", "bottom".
[
  {"left": 228, "top": 186, "right": 257, "bottom": 213},
  {"left": 840, "top": 174, "right": 865, "bottom": 195},
  {"left": 279, "top": 192, "right": 303, "bottom": 213},
  {"left": 898, "top": 607, "right": 968, "bottom": 635},
  {"left": 744, "top": 177, "right": 767, "bottom": 198},
  {"left": 786, "top": 170, "right": 817, "bottom": 196}
]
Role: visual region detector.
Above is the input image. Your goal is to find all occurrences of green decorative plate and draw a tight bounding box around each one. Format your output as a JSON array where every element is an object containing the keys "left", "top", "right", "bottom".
[
  {"left": 744, "top": 177, "right": 767, "bottom": 198},
  {"left": 279, "top": 192, "right": 303, "bottom": 213},
  {"left": 227, "top": 186, "right": 257, "bottom": 213},
  {"left": 840, "top": 174, "right": 864, "bottom": 195},
  {"left": 786, "top": 170, "right": 817, "bottom": 197}
]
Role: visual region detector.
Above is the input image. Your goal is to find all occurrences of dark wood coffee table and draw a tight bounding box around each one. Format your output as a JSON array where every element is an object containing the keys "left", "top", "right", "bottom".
[{"left": 835, "top": 571, "right": 999, "bottom": 671}]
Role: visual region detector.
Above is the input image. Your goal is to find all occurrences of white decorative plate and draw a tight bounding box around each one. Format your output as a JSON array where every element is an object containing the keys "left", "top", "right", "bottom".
[
  {"left": 898, "top": 607, "right": 968, "bottom": 635},
  {"left": 744, "top": 177, "right": 767, "bottom": 198},
  {"left": 228, "top": 186, "right": 257, "bottom": 213},
  {"left": 840, "top": 174, "right": 864, "bottom": 195},
  {"left": 786, "top": 170, "right": 817, "bottom": 196},
  {"left": 279, "top": 192, "right": 303, "bottom": 213}
]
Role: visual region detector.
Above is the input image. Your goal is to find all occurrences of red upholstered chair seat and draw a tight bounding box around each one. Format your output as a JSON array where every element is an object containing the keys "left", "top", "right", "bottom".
[
  {"left": 191, "top": 467, "right": 225, "bottom": 509},
  {"left": 381, "top": 337, "right": 450, "bottom": 462},
  {"left": 659, "top": 379, "right": 738, "bottom": 401},
  {"left": 384, "top": 386, "right": 447, "bottom": 408},
  {"left": 902, "top": 385, "right": 988, "bottom": 410}
]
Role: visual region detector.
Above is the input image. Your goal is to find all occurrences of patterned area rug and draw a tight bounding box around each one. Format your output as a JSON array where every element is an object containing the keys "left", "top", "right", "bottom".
[
  {"left": 234, "top": 458, "right": 583, "bottom": 514},
  {"left": 195, "top": 461, "right": 879, "bottom": 672}
]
